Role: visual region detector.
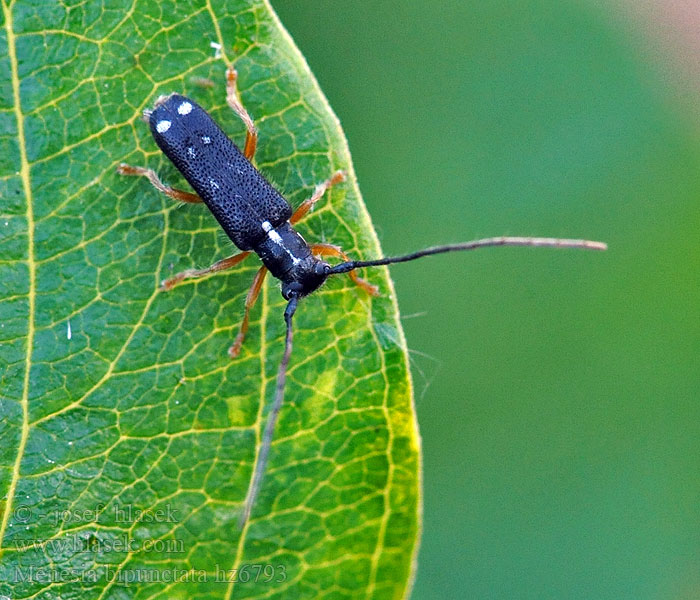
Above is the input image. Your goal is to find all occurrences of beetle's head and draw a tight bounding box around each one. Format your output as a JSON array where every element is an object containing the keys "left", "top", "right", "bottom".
[{"left": 281, "top": 257, "right": 331, "bottom": 300}]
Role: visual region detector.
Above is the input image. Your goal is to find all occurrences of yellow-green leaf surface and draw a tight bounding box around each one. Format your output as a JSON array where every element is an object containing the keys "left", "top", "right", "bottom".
[{"left": 0, "top": 1, "right": 420, "bottom": 598}]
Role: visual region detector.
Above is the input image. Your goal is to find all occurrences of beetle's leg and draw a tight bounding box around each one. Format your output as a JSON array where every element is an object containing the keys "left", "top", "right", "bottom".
[
  {"left": 117, "top": 163, "right": 202, "bottom": 204},
  {"left": 310, "top": 243, "right": 380, "bottom": 296},
  {"left": 161, "top": 252, "right": 251, "bottom": 290},
  {"left": 291, "top": 170, "right": 346, "bottom": 225},
  {"left": 226, "top": 65, "right": 258, "bottom": 161},
  {"left": 228, "top": 266, "right": 268, "bottom": 358}
]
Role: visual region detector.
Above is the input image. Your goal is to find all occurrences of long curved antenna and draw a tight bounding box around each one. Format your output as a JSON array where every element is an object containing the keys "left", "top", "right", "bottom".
[
  {"left": 328, "top": 236, "right": 607, "bottom": 274},
  {"left": 239, "top": 296, "right": 299, "bottom": 527}
]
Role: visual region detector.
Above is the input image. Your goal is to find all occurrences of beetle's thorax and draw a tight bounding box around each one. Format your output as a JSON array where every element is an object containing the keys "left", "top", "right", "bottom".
[{"left": 253, "top": 221, "right": 330, "bottom": 299}]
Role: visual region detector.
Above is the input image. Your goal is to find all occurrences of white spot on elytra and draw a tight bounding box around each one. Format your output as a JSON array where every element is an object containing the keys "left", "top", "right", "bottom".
[
  {"left": 209, "top": 178, "right": 219, "bottom": 190},
  {"left": 202, "top": 135, "right": 211, "bottom": 144},
  {"left": 156, "top": 119, "right": 171, "bottom": 133},
  {"left": 268, "top": 230, "right": 283, "bottom": 245},
  {"left": 262, "top": 221, "right": 272, "bottom": 232},
  {"left": 187, "top": 147, "right": 196, "bottom": 158},
  {"left": 178, "top": 101, "right": 193, "bottom": 115}
]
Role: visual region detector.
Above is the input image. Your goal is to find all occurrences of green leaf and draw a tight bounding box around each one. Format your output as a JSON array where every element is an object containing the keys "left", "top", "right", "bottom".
[{"left": 0, "top": 0, "right": 420, "bottom": 598}]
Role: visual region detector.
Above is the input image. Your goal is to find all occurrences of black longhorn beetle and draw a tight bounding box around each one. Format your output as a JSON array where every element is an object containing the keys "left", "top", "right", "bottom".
[{"left": 118, "top": 65, "right": 606, "bottom": 526}]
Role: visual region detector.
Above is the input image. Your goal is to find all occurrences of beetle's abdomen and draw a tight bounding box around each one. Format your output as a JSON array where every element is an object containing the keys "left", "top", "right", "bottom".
[{"left": 148, "top": 94, "right": 292, "bottom": 250}]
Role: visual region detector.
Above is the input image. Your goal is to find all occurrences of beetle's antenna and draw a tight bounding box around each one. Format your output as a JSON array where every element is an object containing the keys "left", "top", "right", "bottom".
[
  {"left": 239, "top": 296, "right": 299, "bottom": 528},
  {"left": 328, "top": 236, "right": 607, "bottom": 275}
]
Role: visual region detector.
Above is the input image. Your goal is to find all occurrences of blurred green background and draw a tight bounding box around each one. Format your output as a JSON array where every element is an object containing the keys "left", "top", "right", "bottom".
[{"left": 273, "top": 2, "right": 699, "bottom": 599}]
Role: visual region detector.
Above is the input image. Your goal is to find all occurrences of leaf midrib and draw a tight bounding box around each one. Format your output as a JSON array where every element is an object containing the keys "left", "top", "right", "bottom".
[{"left": 0, "top": 0, "right": 33, "bottom": 552}]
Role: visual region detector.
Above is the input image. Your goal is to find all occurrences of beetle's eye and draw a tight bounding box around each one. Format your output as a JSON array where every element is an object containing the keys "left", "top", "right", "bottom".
[{"left": 282, "top": 281, "right": 303, "bottom": 300}]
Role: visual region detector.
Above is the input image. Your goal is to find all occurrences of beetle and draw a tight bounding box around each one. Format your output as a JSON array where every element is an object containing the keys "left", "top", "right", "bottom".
[
  {"left": 119, "top": 67, "right": 378, "bottom": 359},
  {"left": 118, "top": 65, "right": 606, "bottom": 525}
]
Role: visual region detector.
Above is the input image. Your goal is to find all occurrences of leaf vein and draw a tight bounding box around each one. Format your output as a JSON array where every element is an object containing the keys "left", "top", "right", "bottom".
[{"left": 0, "top": 0, "right": 35, "bottom": 552}]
